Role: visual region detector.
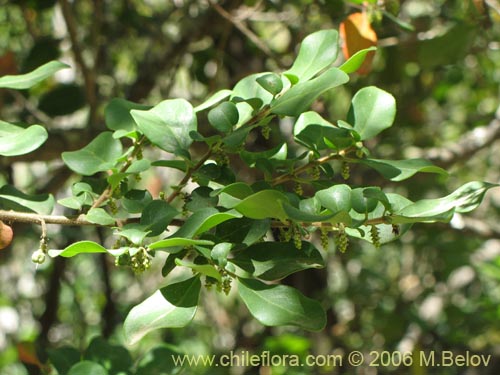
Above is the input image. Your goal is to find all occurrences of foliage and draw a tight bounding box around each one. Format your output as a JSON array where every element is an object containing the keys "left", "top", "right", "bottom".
[{"left": 1, "top": 0, "right": 500, "bottom": 374}]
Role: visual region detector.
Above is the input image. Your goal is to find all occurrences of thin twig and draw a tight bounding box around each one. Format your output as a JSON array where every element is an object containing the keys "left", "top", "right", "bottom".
[{"left": 208, "top": 0, "right": 286, "bottom": 68}]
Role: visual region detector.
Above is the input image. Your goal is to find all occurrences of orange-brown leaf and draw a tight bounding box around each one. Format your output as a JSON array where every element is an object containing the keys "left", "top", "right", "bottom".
[{"left": 340, "top": 12, "right": 377, "bottom": 75}]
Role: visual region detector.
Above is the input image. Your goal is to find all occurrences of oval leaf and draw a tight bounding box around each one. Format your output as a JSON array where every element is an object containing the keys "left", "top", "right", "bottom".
[
  {"left": 124, "top": 277, "right": 201, "bottom": 345},
  {"left": 0, "top": 123, "right": 48, "bottom": 156},
  {"left": 348, "top": 86, "right": 396, "bottom": 141},
  {"left": 359, "top": 158, "right": 448, "bottom": 181},
  {"left": 62, "top": 132, "right": 123, "bottom": 175},
  {"left": 237, "top": 278, "right": 326, "bottom": 331},
  {"left": 0, "top": 61, "right": 68, "bottom": 89}
]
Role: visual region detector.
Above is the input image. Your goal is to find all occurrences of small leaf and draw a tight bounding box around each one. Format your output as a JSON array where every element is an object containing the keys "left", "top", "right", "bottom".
[
  {"left": 140, "top": 200, "right": 178, "bottom": 236},
  {"left": 293, "top": 112, "right": 354, "bottom": 151},
  {"left": 68, "top": 361, "right": 108, "bottom": 375},
  {"left": 105, "top": 98, "right": 151, "bottom": 133},
  {"left": 232, "top": 241, "right": 324, "bottom": 281},
  {"left": 348, "top": 86, "right": 396, "bottom": 141},
  {"left": 315, "top": 184, "right": 352, "bottom": 213},
  {"left": 271, "top": 68, "right": 349, "bottom": 117},
  {"left": 394, "top": 181, "right": 498, "bottom": 223},
  {"left": 237, "top": 278, "right": 326, "bottom": 331},
  {"left": 350, "top": 187, "right": 379, "bottom": 214},
  {"left": 47, "top": 347, "right": 81, "bottom": 375},
  {"left": 131, "top": 99, "right": 197, "bottom": 158},
  {"left": 0, "top": 122, "right": 48, "bottom": 156},
  {"left": 211, "top": 242, "right": 233, "bottom": 267},
  {"left": 0, "top": 185, "right": 54, "bottom": 214},
  {"left": 48, "top": 241, "right": 107, "bottom": 258},
  {"left": 86, "top": 208, "right": 115, "bottom": 226},
  {"left": 234, "top": 190, "right": 289, "bottom": 221},
  {"left": 207, "top": 101, "right": 239, "bottom": 133},
  {"left": 359, "top": 158, "right": 448, "bottom": 181},
  {"left": 282, "top": 202, "right": 336, "bottom": 222},
  {"left": 122, "top": 189, "right": 153, "bottom": 214},
  {"left": 339, "top": 13, "right": 377, "bottom": 75},
  {"left": 85, "top": 337, "right": 132, "bottom": 375},
  {"left": 194, "top": 89, "right": 232, "bottom": 112},
  {"left": 339, "top": 46, "right": 377, "bottom": 74},
  {"left": 149, "top": 238, "right": 214, "bottom": 252},
  {"left": 256, "top": 73, "right": 283, "bottom": 95},
  {"left": 124, "top": 277, "right": 201, "bottom": 345},
  {"left": 175, "top": 259, "right": 222, "bottom": 281},
  {"left": 284, "top": 29, "right": 340, "bottom": 82},
  {"left": 0, "top": 60, "right": 68, "bottom": 89},
  {"left": 62, "top": 132, "right": 123, "bottom": 175}
]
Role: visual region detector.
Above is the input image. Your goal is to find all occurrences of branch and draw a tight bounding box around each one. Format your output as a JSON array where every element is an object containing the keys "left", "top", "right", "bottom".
[
  {"left": 58, "top": 0, "right": 98, "bottom": 128},
  {"left": 411, "top": 107, "right": 500, "bottom": 168},
  {"left": 208, "top": 1, "right": 286, "bottom": 69}
]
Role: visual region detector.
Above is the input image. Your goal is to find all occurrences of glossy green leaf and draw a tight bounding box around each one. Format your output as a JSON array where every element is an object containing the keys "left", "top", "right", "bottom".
[
  {"left": 315, "top": 184, "right": 352, "bottom": 213},
  {"left": 215, "top": 218, "right": 270, "bottom": 246},
  {"left": 0, "top": 122, "right": 48, "bottom": 156},
  {"left": 293, "top": 112, "right": 354, "bottom": 150},
  {"left": 350, "top": 187, "right": 379, "bottom": 214},
  {"left": 122, "top": 189, "right": 153, "bottom": 214},
  {"left": 131, "top": 99, "right": 197, "bottom": 158},
  {"left": 232, "top": 241, "right": 324, "bottom": 281},
  {"left": 149, "top": 238, "right": 214, "bottom": 251},
  {"left": 194, "top": 89, "right": 232, "bottom": 112},
  {"left": 62, "top": 132, "right": 123, "bottom": 175},
  {"left": 234, "top": 190, "right": 289, "bottom": 221},
  {"left": 48, "top": 347, "right": 81, "bottom": 375},
  {"left": 48, "top": 241, "right": 107, "bottom": 258},
  {"left": 116, "top": 226, "right": 150, "bottom": 245},
  {"left": 281, "top": 202, "right": 336, "bottom": 222},
  {"left": 211, "top": 242, "right": 233, "bottom": 267},
  {"left": 0, "top": 185, "right": 54, "bottom": 214},
  {"left": 231, "top": 73, "right": 274, "bottom": 126},
  {"left": 105, "top": 98, "right": 151, "bottom": 133},
  {"left": 339, "top": 46, "right": 377, "bottom": 74},
  {"left": 207, "top": 101, "right": 239, "bottom": 133},
  {"left": 124, "top": 277, "right": 201, "bottom": 345},
  {"left": 271, "top": 68, "right": 349, "bottom": 117},
  {"left": 348, "top": 86, "right": 396, "bottom": 141},
  {"left": 151, "top": 160, "right": 188, "bottom": 172},
  {"left": 175, "top": 259, "right": 222, "bottom": 282},
  {"left": 256, "top": 73, "right": 283, "bottom": 95},
  {"left": 240, "top": 143, "right": 287, "bottom": 167},
  {"left": 140, "top": 200, "right": 178, "bottom": 236},
  {"left": 68, "top": 361, "right": 108, "bottom": 375},
  {"left": 237, "top": 278, "right": 326, "bottom": 331},
  {"left": 0, "top": 60, "right": 68, "bottom": 89},
  {"left": 284, "top": 29, "right": 340, "bottom": 82},
  {"left": 86, "top": 208, "right": 115, "bottom": 226},
  {"left": 393, "top": 181, "right": 498, "bottom": 223},
  {"left": 85, "top": 337, "right": 132, "bottom": 375},
  {"left": 194, "top": 210, "right": 242, "bottom": 235},
  {"left": 359, "top": 158, "right": 448, "bottom": 181}
]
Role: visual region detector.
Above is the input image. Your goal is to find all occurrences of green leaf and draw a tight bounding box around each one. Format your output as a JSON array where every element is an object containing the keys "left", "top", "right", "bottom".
[
  {"left": 0, "top": 185, "right": 54, "bottom": 214},
  {"left": 140, "top": 200, "right": 178, "bottom": 236},
  {"left": 136, "top": 345, "right": 184, "bottom": 375},
  {"left": 282, "top": 202, "right": 336, "bottom": 222},
  {"left": 216, "top": 218, "right": 270, "bottom": 246},
  {"left": 393, "top": 181, "right": 498, "bottom": 223},
  {"left": 68, "top": 361, "right": 108, "bottom": 375},
  {"left": 38, "top": 83, "right": 85, "bottom": 116},
  {"left": 232, "top": 241, "right": 324, "bottom": 281},
  {"left": 207, "top": 101, "right": 239, "bottom": 133},
  {"left": 131, "top": 99, "right": 197, "bottom": 158},
  {"left": 359, "top": 158, "right": 448, "bottom": 181},
  {"left": 348, "top": 86, "right": 396, "bottom": 141},
  {"left": 350, "top": 187, "right": 379, "bottom": 214},
  {"left": 339, "top": 46, "right": 377, "bottom": 74},
  {"left": 62, "top": 132, "right": 123, "bottom": 175},
  {"left": 151, "top": 160, "right": 188, "bottom": 172},
  {"left": 271, "top": 68, "right": 349, "bottom": 117},
  {"left": 0, "top": 60, "right": 68, "bottom": 89},
  {"left": 122, "top": 189, "right": 153, "bottom": 214},
  {"left": 48, "top": 241, "right": 107, "bottom": 258},
  {"left": 211, "top": 242, "right": 233, "bottom": 267},
  {"left": 194, "top": 89, "right": 232, "bottom": 112},
  {"left": 0, "top": 122, "right": 48, "bottom": 156},
  {"left": 48, "top": 347, "right": 81, "bottom": 375},
  {"left": 240, "top": 143, "right": 287, "bottom": 167},
  {"left": 315, "top": 184, "right": 352, "bottom": 213},
  {"left": 237, "top": 278, "right": 326, "bottom": 331},
  {"left": 194, "top": 210, "right": 242, "bottom": 235},
  {"left": 105, "top": 98, "right": 151, "bottom": 133},
  {"left": 234, "top": 190, "right": 289, "bottom": 221},
  {"left": 85, "top": 337, "right": 132, "bottom": 375},
  {"left": 124, "top": 277, "right": 201, "bottom": 345},
  {"left": 149, "top": 238, "right": 214, "bottom": 252},
  {"left": 175, "top": 259, "right": 222, "bottom": 282},
  {"left": 231, "top": 73, "right": 274, "bottom": 126},
  {"left": 86, "top": 208, "right": 115, "bottom": 226},
  {"left": 284, "top": 29, "right": 340, "bottom": 82},
  {"left": 116, "top": 226, "right": 150, "bottom": 245},
  {"left": 293, "top": 112, "right": 354, "bottom": 151},
  {"left": 256, "top": 73, "right": 283, "bottom": 95}
]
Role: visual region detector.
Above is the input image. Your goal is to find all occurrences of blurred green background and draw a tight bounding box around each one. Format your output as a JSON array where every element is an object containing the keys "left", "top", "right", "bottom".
[{"left": 1, "top": 0, "right": 500, "bottom": 374}]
